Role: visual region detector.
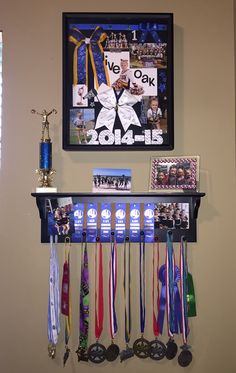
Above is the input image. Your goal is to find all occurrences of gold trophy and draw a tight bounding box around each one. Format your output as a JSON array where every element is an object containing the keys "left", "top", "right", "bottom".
[{"left": 31, "top": 108, "right": 57, "bottom": 192}]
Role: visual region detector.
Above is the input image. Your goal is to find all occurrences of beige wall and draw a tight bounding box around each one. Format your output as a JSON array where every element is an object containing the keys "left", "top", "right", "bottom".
[{"left": 0, "top": 1, "right": 235, "bottom": 372}]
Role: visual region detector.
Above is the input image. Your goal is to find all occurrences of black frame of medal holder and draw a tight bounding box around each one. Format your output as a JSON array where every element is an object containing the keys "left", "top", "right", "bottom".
[{"left": 31, "top": 192, "right": 205, "bottom": 243}]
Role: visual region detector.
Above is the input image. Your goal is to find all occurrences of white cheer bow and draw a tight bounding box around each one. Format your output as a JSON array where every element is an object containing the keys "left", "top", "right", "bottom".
[{"left": 95, "top": 83, "right": 141, "bottom": 132}]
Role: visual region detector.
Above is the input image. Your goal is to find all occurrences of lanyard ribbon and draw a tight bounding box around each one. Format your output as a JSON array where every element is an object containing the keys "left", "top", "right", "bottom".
[
  {"left": 69, "top": 26, "right": 110, "bottom": 89},
  {"left": 179, "top": 237, "right": 190, "bottom": 344},
  {"left": 95, "top": 241, "right": 104, "bottom": 340},
  {"left": 79, "top": 240, "right": 89, "bottom": 350},
  {"left": 48, "top": 235, "right": 60, "bottom": 346},
  {"left": 61, "top": 239, "right": 72, "bottom": 346},
  {"left": 152, "top": 241, "right": 160, "bottom": 337},
  {"left": 109, "top": 239, "right": 118, "bottom": 340},
  {"left": 124, "top": 239, "right": 131, "bottom": 344},
  {"left": 139, "top": 233, "right": 146, "bottom": 335},
  {"left": 138, "top": 23, "right": 161, "bottom": 44}
]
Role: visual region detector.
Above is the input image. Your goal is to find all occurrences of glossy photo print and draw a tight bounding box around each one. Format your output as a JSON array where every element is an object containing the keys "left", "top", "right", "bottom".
[{"left": 63, "top": 12, "right": 174, "bottom": 150}]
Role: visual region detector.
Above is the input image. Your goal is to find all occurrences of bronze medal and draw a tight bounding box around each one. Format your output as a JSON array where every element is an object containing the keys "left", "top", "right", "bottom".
[
  {"left": 105, "top": 343, "right": 120, "bottom": 361},
  {"left": 133, "top": 337, "right": 150, "bottom": 359},
  {"left": 149, "top": 339, "right": 166, "bottom": 360},
  {"left": 88, "top": 342, "right": 106, "bottom": 364},
  {"left": 165, "top": 339, "right": 178, "bottom": 360},
  {"left": 178, "top": 348, "right": 192, "bottom": 367}
]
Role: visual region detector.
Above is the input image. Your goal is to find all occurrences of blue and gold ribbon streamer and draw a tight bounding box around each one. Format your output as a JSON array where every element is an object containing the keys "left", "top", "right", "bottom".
[{"left": 69, "top": 26, "right": 110, "bottom": 89}]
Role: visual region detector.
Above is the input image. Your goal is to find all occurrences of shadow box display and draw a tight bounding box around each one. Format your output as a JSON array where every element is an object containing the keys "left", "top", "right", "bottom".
[{"left": 63, "top": 12, "right": 174, "bottom": 151}]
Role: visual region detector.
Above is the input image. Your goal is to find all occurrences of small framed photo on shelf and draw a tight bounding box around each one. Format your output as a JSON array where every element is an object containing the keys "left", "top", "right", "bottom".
[
  {"left": 149, "top": 156, "right": 200, "bottom": 191},
  {"left": 93, "top": 168, "right": 132, "bottom": 193}
]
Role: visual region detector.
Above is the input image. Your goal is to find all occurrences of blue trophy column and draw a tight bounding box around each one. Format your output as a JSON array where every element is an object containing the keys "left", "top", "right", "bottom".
[{"left": 40, "top": 141, "right": 52, "bottom": 170}]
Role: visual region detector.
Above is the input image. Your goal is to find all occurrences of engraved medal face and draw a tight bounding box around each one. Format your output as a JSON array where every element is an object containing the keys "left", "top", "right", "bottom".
[
  {"left": 105, "top": 343, "right": 120, "bottom": 361},
  {"left": 178, "top": 349, "right": 192, "bottom": 367},
  {"left": 165, "top": 339, "right": 178, "bottom": 360},
  {"left": 149, "top": 339, "right": 166, "bottom": 360},
  {"left": 133, "top": 337, "right": 150, "bottom": 359},
  {"left": 88, "top": 342, "right": 106, "bottom": 364}
]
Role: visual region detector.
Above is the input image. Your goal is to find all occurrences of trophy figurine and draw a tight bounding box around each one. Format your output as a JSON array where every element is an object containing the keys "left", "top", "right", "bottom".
[{"left": 31, "top": 108, "right": 57, "bottom": 192}]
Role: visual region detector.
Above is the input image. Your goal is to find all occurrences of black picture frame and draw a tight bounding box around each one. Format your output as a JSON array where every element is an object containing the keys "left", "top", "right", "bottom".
[{"left": 63, "top": 12, "right": 174, "bottom": 151}]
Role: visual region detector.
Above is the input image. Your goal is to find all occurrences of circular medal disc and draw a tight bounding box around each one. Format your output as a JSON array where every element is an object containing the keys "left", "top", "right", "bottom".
[
  {"left": 178, "top": 349, "right": 193, "bottom": 367},
  {"left": 149, "top": 339, "right": 166, "bottom": 361},
  {"left": 105, "top": 343, "right": 120, "bottom": 361},
  {"left": 165, "top": 340, "right": 178, "bottom": 360},
  {"left": 88, "top": 342, "right": 106, "bottom": 364},
  {"left": 133, "top": 337, "right": 150, "bottom": 359}
]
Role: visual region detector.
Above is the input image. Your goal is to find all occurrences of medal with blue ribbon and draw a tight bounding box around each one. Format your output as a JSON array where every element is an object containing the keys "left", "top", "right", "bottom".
[
  {"left": 120, "top": 237, "right": 134, "bottom": 362},
  {"left": 149, "top": 238, "right": 166, "bottom": 360},
  {"left": 133, "top": 232, "right": 150, "bottom": 359},
  {"left": 47, "top": 235, "right": 60, "bottom": 359}
]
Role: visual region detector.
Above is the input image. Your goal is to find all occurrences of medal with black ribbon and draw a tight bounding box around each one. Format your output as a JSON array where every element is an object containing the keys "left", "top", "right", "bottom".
[
  {"left": 61, "top": 237, "right": 72, "bottom": 366},
  {"left": 47, "top": 235, "right": 60, "bottom": 359},
  {"left": 178, "top": 237, "right": 192, "bottom": 367},
  {"left": 165, "top": 231, "right": 179, "bottom": 360},
  {"left": 149, "top": 238, "right": 166, "bottom": 360},
  {"left": 133, "top": 232, "right": 150, "bottom": 359},
  {"left": 120, "top": 237, "right": 134, "bottom": 362},
  {"left": 76, "top": 233, "right": 89, "bottom": 362},
  {"left": 106, "top": 233, "right": 120, "bottom": 361},
  {"left": 88, "top": 239, "right": 106, "bottom": 364}
]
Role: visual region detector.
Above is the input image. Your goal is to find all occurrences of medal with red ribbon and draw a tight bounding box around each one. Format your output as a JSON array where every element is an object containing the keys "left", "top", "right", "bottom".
[
  {"left": 178, "top": 237, "right": 193, "bottom": 367},
  {"left": 61, "top": 237, "right": 72, "bottom": 366},
  {"left": 133, "top": 232, "right": 150, "bottom": 359},
  {"left": 106, "top": 234, "right": 120, "bottom": 361},
  {"left": 88, "top": 239, "right": 106, "bottom": 364},
  {"left": 149, "top": 238, "right": 166, "bottom": 360}
]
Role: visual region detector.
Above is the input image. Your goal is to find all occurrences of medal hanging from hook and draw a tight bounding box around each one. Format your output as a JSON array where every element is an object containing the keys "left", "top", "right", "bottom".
[
  {"left": 47, "top": 235, "right": 60, "bottom": 359},
  {"left": 133, "top": 232, "right": 150, "bottom": 359},
  {"left": 61, "top": 237, "right": 72, "bottom": 366},
  {"left": 106, "top": 233, "right": 120, "bottom": 361},
  {"left": 178, "top": 237, "right": 193, "bottom": 367},
  {"left": 88, "top": 239, "right": 106, "bottom": 364},
  {"left": 165, "top": 231, "right": 180, "bottom": 360},
  {"left": 120, "top": 237, "right": 134, "bottom": 362},
  {"left": 149, "top": 237, "right": 166, "bottom": 361},
  {"left": 76, "top": 233, "right": 89, "bottom": 362}
]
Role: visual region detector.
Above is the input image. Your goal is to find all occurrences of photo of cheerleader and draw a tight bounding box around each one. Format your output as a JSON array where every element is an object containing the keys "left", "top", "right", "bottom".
[
  {"left": 47, "top": 199, "right": 75, "bottom": 236},
  {"left": 93, "top": 168, "right": 131, "bottom": 193},
  {"left": 130, "top": 42, "right": 167, "bottom": 68},
  {"left": 69, "top": 108, "right": 95, "bottom": 145},
  {"left": 154, "top": 203, "right": 190, "bottom": 230}
]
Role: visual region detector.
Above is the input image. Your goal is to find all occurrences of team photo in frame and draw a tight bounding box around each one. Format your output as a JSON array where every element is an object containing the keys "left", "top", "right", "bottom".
[
  {"left": 63, "top": 12, "right": 174, "bottom": 151},
  {"left": 149, "top": 156, "right": 200, "bottom": 191}
]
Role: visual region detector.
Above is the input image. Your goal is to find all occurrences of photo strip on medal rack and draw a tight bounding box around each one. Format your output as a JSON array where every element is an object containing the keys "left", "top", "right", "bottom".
[
  {"left": 63, "top": 12, "right": 174, "bottom": 150},
  {"left": 149, "top": 156, "right": 200, "bottom": 191}
]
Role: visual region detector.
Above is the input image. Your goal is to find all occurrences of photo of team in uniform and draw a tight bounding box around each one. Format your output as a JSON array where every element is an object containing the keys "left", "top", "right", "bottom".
[
  {"left": 154, "top": 203, "right": 190, "bottom": 230},
  {"left": 64, "top": 14, "right": 173, "bottom": 149}
]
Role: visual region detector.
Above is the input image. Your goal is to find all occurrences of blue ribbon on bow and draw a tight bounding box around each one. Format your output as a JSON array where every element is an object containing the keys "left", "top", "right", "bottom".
[
  {"left": 69, "top": 26, "right": 109, "bottom": 89},
  {"left": 138, "top": 23, "right": 161, "bottom": 44},
  {"left": 157, "top": 264, "right": 182, "bottom": 335}
]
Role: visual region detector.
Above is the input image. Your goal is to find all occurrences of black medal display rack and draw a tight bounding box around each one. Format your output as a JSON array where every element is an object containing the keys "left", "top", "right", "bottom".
[{"left": 31, "top": 191, "right": 205, "bottom": 243}]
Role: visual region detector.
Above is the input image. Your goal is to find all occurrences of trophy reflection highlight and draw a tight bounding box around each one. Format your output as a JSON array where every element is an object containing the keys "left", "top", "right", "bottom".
[{"left": 31, "top": 108, "right": 57, "bottom": 191}]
